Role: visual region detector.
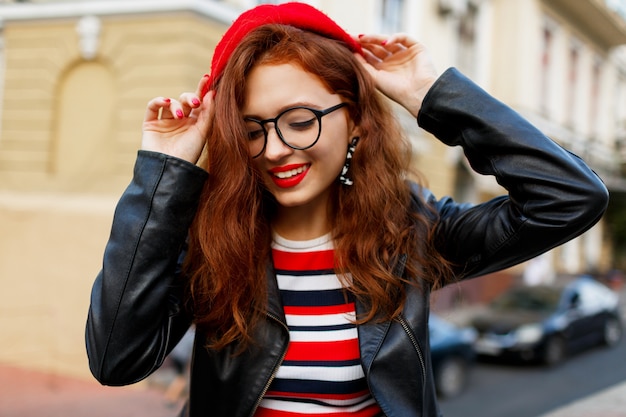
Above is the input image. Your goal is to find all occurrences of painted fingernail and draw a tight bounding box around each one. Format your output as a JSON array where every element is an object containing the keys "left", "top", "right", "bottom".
[
  {"left": 176, "top": 110, "right": 184, "bottom": 118},
  {"left": 164, "top": 97, "right": 171, "bottom": 103},
  {"left": 381, "top": 40, "right": 388, "bottom": 46},
  {"left": 203, "top": 73, "right": 210, "bottom": 78},
  {"left": 358, "top": 34, "right": 364, "bottom": 38},
  {"left": 192, "top": 98, "right": 201, "bottom": 106}
]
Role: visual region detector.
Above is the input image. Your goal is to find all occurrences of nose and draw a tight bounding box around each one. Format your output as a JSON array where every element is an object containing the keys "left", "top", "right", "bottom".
[{"left": 263, "top": 123, "right": 293, "bottom": 161}]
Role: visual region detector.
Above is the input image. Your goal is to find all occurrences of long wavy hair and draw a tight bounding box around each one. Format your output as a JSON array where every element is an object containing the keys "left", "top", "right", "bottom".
[{"left": 184, "top": 24, "right": 454, "bottom": 350}]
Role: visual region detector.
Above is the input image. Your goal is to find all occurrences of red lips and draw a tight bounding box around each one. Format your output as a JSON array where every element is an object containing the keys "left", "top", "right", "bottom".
[{"left": 268, "top": 164, "right": 310, "bottom": 188}]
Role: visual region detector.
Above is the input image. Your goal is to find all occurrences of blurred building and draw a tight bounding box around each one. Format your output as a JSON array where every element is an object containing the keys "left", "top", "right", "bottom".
[{"left": 0, "top": 0, "right": 624, "bottom": 379}]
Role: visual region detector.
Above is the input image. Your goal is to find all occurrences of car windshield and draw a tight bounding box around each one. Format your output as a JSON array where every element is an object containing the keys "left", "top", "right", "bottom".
[{"left": 490, "top": 286, "right": 561, "bottom": 312}]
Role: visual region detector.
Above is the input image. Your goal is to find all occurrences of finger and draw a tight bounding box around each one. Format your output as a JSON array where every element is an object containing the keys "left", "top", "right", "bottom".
[
  {"left": 364, "top": 43, "right": 392, "bottom": 61},
  {"left": 165, "top": 98, "right": 186, "bottom": 120},
  {"left": 382, "top": 33, "right": 417, "bottom": 48},
  {"left": 353, "top": 52, "right": 379, "bottom": 79},
  {"left": 356, "top": 33, "right": 388, "bottom": 45},
  {"left": 196, "top": 73, "right": 211, "bottom": 100},
  {"left": 360, "top": 48, "right": 384, "bottom": 67},
  {"left": 179, "top": 92, "right": 202, "bottom": 116},
  {"left": 151, "top": 98, "right": 184, "bottom": 120},
  {"left": 358, "top": 33, "right": 415, "bottom": 53},
  {"left": 145, "top": 97, "right": 171, "bottom": 121}
]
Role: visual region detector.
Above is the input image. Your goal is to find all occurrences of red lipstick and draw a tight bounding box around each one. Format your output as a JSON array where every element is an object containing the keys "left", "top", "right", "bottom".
[{"left": 268, "top": 164, "right": 310, "bottom": 188}]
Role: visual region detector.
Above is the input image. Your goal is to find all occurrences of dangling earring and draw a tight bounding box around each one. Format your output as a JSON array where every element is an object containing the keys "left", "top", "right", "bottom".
[{"left": 339, "top": 137, "right": 359, "bottom": 186}]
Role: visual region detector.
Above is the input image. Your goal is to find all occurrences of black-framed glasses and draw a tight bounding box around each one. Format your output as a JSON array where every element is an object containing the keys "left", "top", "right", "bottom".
[{"left": 244, "top": 102, "right": 348, "bottom": 158}]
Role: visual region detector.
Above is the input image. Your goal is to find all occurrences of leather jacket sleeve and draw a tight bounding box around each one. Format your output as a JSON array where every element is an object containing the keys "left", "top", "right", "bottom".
[
  {"left": 417, "top": 68, "right": 608, "bottom": 280},
  {"left": 86, "top": 151, "right": 208, "bottom": 385}
]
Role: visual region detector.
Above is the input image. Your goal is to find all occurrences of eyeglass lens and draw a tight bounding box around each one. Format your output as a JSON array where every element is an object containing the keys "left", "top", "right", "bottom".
[{"left": 246, "top": 107, "right": 321, "bottom": 158}]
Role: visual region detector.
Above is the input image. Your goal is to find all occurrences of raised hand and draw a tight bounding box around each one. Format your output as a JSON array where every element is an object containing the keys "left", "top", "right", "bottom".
[
  {"left": 141, "top": 74, "right": 214, "bottom": 164},
  {"left": 355, "top": 34, "right": 439, "bottom": 118}
]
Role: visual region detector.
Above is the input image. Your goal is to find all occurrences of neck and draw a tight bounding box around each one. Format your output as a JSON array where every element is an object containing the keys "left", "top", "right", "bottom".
[{"left": 272, "top": 201, "right": 332, "bottom": 241}]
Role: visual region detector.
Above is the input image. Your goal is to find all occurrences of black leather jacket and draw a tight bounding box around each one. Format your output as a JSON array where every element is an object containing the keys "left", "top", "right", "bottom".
[{"left": 86, "top": 69, "right": 608, "bottom": 417}]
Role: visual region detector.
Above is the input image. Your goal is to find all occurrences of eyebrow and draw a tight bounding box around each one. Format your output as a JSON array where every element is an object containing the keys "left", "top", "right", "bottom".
[{"left": 242, "top": 101, "right": 327, "bottom": 119}]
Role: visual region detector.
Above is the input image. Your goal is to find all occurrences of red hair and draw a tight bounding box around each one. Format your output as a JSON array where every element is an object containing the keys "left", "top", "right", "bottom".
[{"left": 184, "top": 25, "right": 454, "bottom": 350}]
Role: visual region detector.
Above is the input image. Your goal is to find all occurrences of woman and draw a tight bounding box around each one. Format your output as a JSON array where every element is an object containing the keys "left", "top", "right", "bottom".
[{"left": 86, "top": 3, "right": 608, "bottom": 416}]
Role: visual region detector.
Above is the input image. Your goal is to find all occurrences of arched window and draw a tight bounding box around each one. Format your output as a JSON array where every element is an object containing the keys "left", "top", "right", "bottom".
[{"left": 51, "top": 62, "right": 115, "bottom": 186}]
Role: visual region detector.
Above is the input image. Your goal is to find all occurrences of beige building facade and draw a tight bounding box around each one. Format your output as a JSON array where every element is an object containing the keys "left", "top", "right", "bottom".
[{"left": 0, "top": 0, "right": 625, "bottom": 380}]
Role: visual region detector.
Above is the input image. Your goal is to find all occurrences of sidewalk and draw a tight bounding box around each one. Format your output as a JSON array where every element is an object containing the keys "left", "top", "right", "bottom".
[
  {"left": 0, "top": 364, "right": 178, "bottom": 417},
  {"left": 537, "top": 380, "right": 626, "bottom": 417}
]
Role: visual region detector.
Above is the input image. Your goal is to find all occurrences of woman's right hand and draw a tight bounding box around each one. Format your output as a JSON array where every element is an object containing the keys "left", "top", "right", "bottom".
[{"left": 141, "top": 74, "right": 214, "bottom": 164}]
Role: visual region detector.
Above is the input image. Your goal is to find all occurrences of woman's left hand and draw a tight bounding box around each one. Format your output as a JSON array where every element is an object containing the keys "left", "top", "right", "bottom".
[{"left": 355, "top": 34, "right": 439, "bottom": 118}]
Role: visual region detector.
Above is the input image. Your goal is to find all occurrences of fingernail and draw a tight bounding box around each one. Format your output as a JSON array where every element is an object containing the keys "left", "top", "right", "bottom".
[
  {"left": 176, "top": 110, "right": 184, "bottom": 118},
  {"left": 358, "top": 34, "right": 364, "bottom": 38},
  {"left": 192, "top": 98, "right": 200, "bottom": 106},
  {"left": 203, "top": 73, "right": 210, "bottom": 78},
  {"left": 381, "top": 40, "right": 388, "bottom": 46},
  {"left": 164, "top": 98, "right": 171, "bottom": 103}
]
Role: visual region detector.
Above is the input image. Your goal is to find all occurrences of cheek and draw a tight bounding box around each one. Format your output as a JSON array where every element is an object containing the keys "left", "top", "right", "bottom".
[{"left": 314, "top": 142, "right": 348, "bottom": 174}]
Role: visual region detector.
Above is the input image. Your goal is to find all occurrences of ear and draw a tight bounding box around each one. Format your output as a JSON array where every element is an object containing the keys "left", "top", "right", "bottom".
[{"left": 349, "top": 123, "right": 361, "bottom": 141}]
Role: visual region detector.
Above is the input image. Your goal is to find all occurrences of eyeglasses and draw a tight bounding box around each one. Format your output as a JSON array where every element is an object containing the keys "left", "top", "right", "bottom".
[{"left": 244, "top": 102, "right": 348, "bottom": 158}]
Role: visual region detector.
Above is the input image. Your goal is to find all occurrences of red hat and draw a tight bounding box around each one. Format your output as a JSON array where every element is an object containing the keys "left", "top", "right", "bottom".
[{"left": 203, "top": 1, "right": 362, "bottom": 96}]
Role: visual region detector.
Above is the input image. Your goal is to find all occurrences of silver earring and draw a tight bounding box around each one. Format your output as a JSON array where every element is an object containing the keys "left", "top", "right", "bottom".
[{"left": 339, "top": 137, "right": 359, "bottom": 186}]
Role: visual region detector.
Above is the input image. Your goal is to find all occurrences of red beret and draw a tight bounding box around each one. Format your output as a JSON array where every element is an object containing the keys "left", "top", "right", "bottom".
[{"left": 203, "top": 1, "right": 362, "bottom": 96}]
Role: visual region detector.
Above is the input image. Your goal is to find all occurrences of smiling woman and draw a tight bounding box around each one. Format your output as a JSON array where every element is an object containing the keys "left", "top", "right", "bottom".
[
  {"left": 85, "top": 2, "right": 608, "bottom": 417},
  {"left": 242, "top": 62, "right": 356, "bottom": 219}
]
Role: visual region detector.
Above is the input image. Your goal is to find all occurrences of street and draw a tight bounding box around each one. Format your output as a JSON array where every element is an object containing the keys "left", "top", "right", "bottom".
[{"left": 439, "top": 334, "right": 626, "bottom": 417}]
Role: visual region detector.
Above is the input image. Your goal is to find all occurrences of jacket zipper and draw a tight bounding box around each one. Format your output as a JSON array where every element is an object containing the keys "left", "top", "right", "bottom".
[
  {"left": 397, "top": 316, "right": 426, "bottom": 386},
  {"left": 249, "top": 312, "right": 289, "bottom": 417},
  {"left": 398, "top": 316, "right": 427, "bottom": 416}
]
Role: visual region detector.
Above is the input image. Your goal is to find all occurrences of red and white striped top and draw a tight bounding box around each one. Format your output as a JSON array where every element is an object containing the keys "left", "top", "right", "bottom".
[{"left": 254, "top": 233, "right": 382, "bottom": 417}]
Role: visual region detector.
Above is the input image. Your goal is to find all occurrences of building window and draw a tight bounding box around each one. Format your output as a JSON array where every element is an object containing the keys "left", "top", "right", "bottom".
[
  {"left": 380, "top": 0, "right": 404, "bottom": 33},
  {"left": 566, "top": 41, "right": 580, "bottom": 129},
  {"left": 456, "top": 2, "right": 478, "bottom": 77},
  {"left": 589, "top": 57, "right": 603, "bottom": 139},
  {"left": 539, "top": 25, "right": 553, "bottom": 116}
]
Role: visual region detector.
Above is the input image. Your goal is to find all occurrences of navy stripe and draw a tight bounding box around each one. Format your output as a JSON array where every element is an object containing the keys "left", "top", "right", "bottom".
[
  {"left": 280, "top": 289, "right": 349, "bottom": 307},
  {"left": 269, "top": 378, "right": 369, "bottom": 395},
  {"left": 288, "top": 323, "right": 355, "bottom": 332}
]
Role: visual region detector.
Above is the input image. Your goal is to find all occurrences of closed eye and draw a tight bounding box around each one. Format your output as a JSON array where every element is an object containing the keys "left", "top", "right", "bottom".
[
  {"left": 245, "top": 119, "right": 265, "bottom": 141},
  {"left": 247, "top": 129, "right": 265, "bottom": 141},
  {"left": 288, "top": 117, "right": 316, "bottom": 131}
]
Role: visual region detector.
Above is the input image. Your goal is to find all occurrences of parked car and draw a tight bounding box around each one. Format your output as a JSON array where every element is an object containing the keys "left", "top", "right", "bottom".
[
  {"left": 471, "top": 276, "right": 622, "bottom": 366},
  {"left": 429, "top": 314, "right": 477, "bottom": 398}
]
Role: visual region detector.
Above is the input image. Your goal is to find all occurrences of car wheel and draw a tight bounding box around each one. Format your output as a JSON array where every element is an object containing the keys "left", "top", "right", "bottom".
[
  {"left": 543, "top": 336, "right": 566, "bottom": 366},
  {"left": 435, "top": 356, "right": 468, "bottom": 398},
  {"left": 602, "top": 317, "right": 623, "bottom": 347}
]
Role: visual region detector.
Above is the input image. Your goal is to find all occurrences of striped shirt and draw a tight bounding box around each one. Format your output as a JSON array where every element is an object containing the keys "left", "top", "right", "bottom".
[{"left": 254, "top": 233, "right": 382, "bottom": 417}]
